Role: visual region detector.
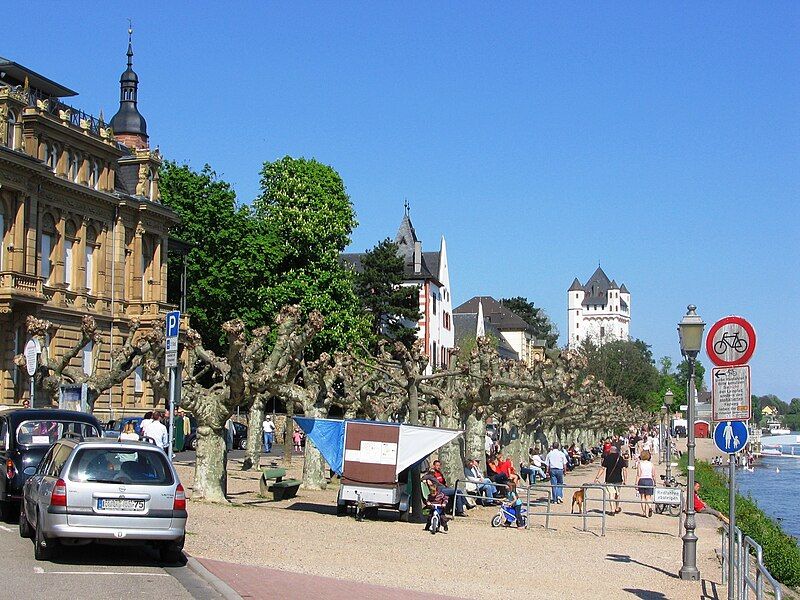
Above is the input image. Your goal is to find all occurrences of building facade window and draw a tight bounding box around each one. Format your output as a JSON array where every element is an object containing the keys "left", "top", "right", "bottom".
[
  {"left": 68, "top": 151, "right": 80, "bottom": 182},
  {"left": 45, "top": 144, "right": 57, "bottom": 170},
  {"left": 85, "top": 226, "right": 97, "bottom": 294},
  {"left": 0, "top": 209, "right": 4, "bottom": 271},
  {"left": 83, "top": 340, "right": 93, "bottom": 375},
  {"left": 89, "top": 161, "right": 100, "bottom": 189},
  {"left": 41, "top": 214, "right": 57, "bottom": 283},
  {"left": 431, "top": 292, "right": 437, "bottom": 315},
  {"left": 64, "top": 220, "right": 77, "bottom": 290},
  {"left": 5, "top": 110, "right": 16, "bottom": 149}
]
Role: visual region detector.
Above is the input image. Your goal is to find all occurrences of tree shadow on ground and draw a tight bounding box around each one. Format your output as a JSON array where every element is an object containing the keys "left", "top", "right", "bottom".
[
  {"left": 622, "top": 589, "right": 668, "bottom": 599},
  {"left": 606, "top": 553, "right": 678, "bottom": 579},
  {"left": 284, "top": 502, "right": 339, "bottom": 516}
]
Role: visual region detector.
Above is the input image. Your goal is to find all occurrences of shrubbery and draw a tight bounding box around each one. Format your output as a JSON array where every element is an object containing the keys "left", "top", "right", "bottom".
[{"left": 692, "top": 460, "right": 800, "bottom": 588}]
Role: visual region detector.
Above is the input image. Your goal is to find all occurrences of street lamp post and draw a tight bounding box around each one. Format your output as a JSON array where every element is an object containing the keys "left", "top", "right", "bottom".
[
  {"left": 678, "top": 305, "right": 706, "bottom": 581},
  {"left": 664, "top": 389, "right": 674, "bottom": 482}
]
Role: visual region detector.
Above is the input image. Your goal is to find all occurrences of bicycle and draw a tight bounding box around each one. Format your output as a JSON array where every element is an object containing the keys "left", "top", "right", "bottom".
[
  {"left": 426, "top": 503, "right": 448, "bottom": 534},
  {"left": 491, "top": 502, "right": 528, "bottom": 528},
  {"left": 654, "top": 475, "right": 684, "bottom": 517},
  {"left": 713, "top": 331, "right": 748, "bottom": 355}
]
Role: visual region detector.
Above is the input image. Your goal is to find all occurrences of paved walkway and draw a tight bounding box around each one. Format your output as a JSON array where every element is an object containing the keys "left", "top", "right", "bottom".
[{"left": 198, "top": 558, "right": 462, "bottom": 600}]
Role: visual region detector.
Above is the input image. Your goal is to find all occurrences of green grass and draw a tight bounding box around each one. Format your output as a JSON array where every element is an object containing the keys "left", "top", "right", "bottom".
[{"left": 682, "top": 457, "right": 800, "bottom": 588}]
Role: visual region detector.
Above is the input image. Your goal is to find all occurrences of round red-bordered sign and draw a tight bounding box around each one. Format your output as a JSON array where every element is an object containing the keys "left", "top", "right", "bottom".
[{"left": 706, "top": 316, "right": 756, "bottom": 367}]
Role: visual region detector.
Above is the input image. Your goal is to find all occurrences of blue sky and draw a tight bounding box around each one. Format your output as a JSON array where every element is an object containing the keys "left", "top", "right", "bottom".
[{"left": 7, "top": 3, "right": 799, "bottom": 399}]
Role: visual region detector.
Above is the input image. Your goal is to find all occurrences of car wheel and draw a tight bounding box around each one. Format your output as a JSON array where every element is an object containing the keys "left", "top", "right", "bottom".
[
  {"left": 19, "top": 508, "right": 32, "bottom": 538},
  {"left": 34, "top": 512, "right": 58, "bottom": 561},
  {"left": 189, "top": 437, "right": 198, "bottom": 451},
  {"left": 159, "top": 536, "right": 185, "bottom": 564},
  {"left": 238, "top": 438, "right": 247, "bottom": 450}
]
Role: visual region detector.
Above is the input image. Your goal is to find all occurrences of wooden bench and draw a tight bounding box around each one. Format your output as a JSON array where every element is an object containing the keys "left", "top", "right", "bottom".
[{"left": 259, "top": 467, "right": 301, "bottom": 501}]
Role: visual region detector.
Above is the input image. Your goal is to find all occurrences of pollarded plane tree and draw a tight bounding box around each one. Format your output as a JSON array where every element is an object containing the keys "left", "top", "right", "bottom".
[
  {"left": 17, "top": 315, "right": 159, "bottom": 411},
  {"left": 356, "top": 339, "right": 464, "bottom": 522},
  {"left": 181, "top": 305, "right": 323, "bottom": 503}
]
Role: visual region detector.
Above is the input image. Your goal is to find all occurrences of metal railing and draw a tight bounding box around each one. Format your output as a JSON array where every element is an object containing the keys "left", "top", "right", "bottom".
[
  {"left": 452, "top": 478, "right": 608, "bottom": 536},
  {"left": 721, "top": 522, "right": 783, "bottom": 600},
  {"left": 581, "top": 482, "right": 684, "bottom": 538}
]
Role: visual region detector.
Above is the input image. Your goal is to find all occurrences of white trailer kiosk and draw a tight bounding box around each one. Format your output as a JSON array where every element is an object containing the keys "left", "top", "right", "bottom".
[{"left": 294, "top": 417, "right": 462, "bottom": 520}]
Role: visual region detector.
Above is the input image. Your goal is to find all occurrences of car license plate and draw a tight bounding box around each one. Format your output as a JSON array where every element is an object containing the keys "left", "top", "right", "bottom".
[{"left": 97, "top": 498, "right": 145, "bottom": 511}]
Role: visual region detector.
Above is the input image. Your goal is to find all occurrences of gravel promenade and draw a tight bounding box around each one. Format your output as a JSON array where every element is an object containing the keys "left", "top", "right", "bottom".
[{"left": 176, "top": 451, "right": 725, "bottom": 600}]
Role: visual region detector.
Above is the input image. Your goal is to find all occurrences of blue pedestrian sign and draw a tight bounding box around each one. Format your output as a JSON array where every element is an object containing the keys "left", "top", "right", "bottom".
[
  {"left": 165, "top": 311, "right": 181, "bottom": 338},
  {"left": 713, "top": 420, "right": 749, "bottom": 454}
]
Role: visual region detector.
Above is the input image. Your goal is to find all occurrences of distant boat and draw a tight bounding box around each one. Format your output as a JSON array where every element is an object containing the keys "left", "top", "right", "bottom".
[
  {"left": 769, "top": 426, "right": 792, "bottom": 435},
  {"left": 761, "top": 447, "right": 783, "bottom": 457}
]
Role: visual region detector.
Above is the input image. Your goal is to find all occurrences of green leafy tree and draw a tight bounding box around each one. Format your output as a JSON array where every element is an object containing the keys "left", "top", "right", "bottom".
[
  {"left": 355, "top": 238, "right": 420, "bottom": 349},
  {"left": 578, "top": 338, "right": 661, "bottom": 411},
  {"left": 498, "top": 296, "right": 559, "bottom": 348},
  {"left": 255, "top": 156, "right": 370, "bottom": 354},
  {"left": 160, "top": 162, "right": 280, "bottom": 352},
  {"left": 675, "top": 358, "right": 707, "bottom": 394}
]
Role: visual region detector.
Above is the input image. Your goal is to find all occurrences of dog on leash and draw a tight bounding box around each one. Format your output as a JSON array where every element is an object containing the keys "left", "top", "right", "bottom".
[{"left": 571, "top": 488, "right": 585, "bottom": 514}]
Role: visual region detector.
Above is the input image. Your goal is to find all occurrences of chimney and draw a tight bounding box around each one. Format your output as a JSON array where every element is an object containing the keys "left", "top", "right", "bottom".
[{"left": 413, "top": 241, "right": 422, "bottom": 273}]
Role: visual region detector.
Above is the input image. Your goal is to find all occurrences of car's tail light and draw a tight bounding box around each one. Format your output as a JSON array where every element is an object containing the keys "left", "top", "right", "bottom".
[
  {"left": 173, "top": 483, "right": 186, "bottom": 511},
  {"left": 5, "top": 459, "right": 15, "bottom": 480},
  {"left": 50, "top": 479, "right": 67, "bottom": 507}
]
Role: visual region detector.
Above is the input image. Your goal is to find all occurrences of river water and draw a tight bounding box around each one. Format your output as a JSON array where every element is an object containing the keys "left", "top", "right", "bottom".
[{"left": 733, "top": 434, "right": 800, "bottom": 541}]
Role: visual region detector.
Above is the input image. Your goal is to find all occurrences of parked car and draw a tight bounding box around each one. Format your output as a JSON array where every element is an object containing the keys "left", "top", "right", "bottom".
[
  {"left": 183, "top": 419, "right": 247, "bottom": 451},
  {"left": 20, "top": 436, "right": 186, "bottom": 562},
  {"left": 1, "top": 409, "right": 102, "bottom": 522},
  {"left": 103, "top": 416, "right": 144, "bottom": 439}
]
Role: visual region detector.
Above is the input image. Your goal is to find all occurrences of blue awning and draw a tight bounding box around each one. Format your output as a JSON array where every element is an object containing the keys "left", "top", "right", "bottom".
[{"left": 294, "top": 417, "right": 346, "bottom": 475}]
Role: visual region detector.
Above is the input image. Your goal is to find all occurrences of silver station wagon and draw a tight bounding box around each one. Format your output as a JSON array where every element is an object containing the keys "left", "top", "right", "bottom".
[{"left": 20, "top": 436, "right": 187, "bottom": 563}]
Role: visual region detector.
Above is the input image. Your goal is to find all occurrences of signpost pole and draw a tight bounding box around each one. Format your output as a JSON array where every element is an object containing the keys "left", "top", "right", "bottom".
[
  {"left": 168, "top": 366, "right": 176, "bottom": 462},
  {"left": 727, "top": 453, "right": 736, "bottom": 600},
  {"left": 29, "top": 376, "right": 35, "bottom": 408}
]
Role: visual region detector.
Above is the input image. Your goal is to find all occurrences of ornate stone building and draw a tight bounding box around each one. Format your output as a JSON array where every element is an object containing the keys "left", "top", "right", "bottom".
[
  {"left": 0, "top": 37, "right": 179, "bottom": 416},
  {"left": 567, "top": 266, "right": 630, "bottom": 349}
]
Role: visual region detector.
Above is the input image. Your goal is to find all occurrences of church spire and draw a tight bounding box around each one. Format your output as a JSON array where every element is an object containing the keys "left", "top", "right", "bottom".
[{"left": 110, "top": 22, "right": 148, "bottom": 148}]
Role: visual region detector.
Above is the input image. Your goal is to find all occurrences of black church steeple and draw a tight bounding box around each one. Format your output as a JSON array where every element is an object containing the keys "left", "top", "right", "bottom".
[{"left": 110, "top": 25, "right": 148, "bottom": 148}]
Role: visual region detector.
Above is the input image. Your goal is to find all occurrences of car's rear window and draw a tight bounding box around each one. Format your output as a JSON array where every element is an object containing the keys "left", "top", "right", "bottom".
[
  {"left": 68, "top": 448, "right": 174, "bottom": 485},
  {"left": 16, "top": 421, "right": 100, "bottom": 446}
]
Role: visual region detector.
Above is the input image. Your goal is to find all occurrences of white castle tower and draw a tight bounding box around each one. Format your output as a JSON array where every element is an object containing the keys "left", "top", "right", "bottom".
[{"left": 567, "top": 266, "right": 630, "bottom": 349}]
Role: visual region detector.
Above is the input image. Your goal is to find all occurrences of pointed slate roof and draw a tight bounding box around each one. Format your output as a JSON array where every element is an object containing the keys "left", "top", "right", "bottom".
[
  {"left": 581, "top": 266, "right": 613, "bottom": 306},
  {"left": 454, "top": 296, "right": 531, "bottom": 332},
  {"left": 394, "top": 214, "right": 419, "bottom": 258},
  {"left": 620, "top": 283, "right": 630, "bottom": 293},
  {"left": 568, "top": 277, "right": 583, "bottom": 292}
]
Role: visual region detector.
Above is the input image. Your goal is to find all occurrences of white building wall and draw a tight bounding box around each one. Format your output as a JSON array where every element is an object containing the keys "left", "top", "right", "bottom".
[{"left": 567, "top": 284, "right": 631, "bottom": 348}]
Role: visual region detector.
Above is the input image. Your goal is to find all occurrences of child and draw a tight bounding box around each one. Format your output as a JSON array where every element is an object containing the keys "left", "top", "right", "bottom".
[
  {"left": 292, "top": 427, "right": 303, "bottom": 453},
  {"left": 424, "top": 482, "right": 450, "bottom": 532},
  {"left": 505, "top": 481, "right": 524, "bottom": 528}
]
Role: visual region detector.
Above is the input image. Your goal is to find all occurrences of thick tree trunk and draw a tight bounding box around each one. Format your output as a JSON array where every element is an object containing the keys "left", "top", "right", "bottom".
[
  {"left": 192, "top": 425, "right": 228, "bottom": 503},
  {"left": 301, "top": 406, "right": 328, "bottom": 490},
  {"left": 283, "top": 400, "right": 294, "bottom": 467},
  {"left": 242, "top": 398, "right": 266, "bottom": 471},
  {"left": 437, "top": 412, "right": 462, "bottom": 486},
  {"left": 463, "top": 412, "right": 485, "bottom": 464}
]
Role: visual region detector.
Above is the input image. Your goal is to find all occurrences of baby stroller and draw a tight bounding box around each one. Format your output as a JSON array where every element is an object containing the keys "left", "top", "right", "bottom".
[
  {"left": 491, "top": 502, "right": 527, "bottom": 528},
  {"left": 426, "top": 503, "right": 449, "bottom": 534}
]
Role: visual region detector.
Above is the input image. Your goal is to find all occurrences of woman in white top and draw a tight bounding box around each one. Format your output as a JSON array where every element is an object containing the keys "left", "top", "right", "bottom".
[{"left": 636, "top": 449, "right": 656, "bottom": 517}]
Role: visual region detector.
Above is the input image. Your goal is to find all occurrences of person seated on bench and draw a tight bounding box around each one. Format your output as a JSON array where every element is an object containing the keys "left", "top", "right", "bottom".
[
  {"left": 464, "top": 458, "right": 498, "bottom": 502},
  {"left": 520, "top": 447, "right": 546, "bottom": 483},
  {"left": 424, "top": 460, "right": 468, "bottom": 516},
  {"left": 494, "top": 453, "right": 520, "bottom": 484}
]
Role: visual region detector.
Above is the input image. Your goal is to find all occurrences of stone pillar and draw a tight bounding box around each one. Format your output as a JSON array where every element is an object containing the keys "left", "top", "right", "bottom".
[
  {"left": 132, "top": 224, "right": 143, "bottom": 301},
  {"left": 11, "top": 195, "right": 25, "bottom": 272}
]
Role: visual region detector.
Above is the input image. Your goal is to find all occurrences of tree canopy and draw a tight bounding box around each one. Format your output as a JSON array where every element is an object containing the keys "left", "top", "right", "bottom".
[
  {"left": 498, "top": 296, "right": 559, "bottom": 348},
  {"left": 161, "top": 162, "right": 280, "bottom": 352},
  {"left": 254, "top": 156, "right": 371, "bottom": 354},
  {"left": 355, "top": 238, "right": 420, "bottom": 349}
]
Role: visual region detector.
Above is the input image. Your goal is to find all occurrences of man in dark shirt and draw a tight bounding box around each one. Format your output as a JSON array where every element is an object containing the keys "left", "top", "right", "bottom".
[
  {"left": 424, "top": 460, "right": 467, "bottom": 515},
  {"left": 594, "top": 445, "right": 627, "bottom": 514}
]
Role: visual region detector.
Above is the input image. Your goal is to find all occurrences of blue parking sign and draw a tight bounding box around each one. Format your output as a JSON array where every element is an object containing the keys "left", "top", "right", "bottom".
[
  {"left": 713, "top": 421, "right": 749, "bottom": 454},
  {"left": 165, "top": 311, "right": 181, "bottom": 338}
]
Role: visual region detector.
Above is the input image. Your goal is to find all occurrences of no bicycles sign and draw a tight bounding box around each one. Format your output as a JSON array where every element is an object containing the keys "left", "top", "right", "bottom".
[{"left": 706, "top": 316, "right": 756, "bottom": 367}]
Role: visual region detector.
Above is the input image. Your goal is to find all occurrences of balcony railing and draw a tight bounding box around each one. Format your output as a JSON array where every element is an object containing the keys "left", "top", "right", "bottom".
[
  {"left": 0, "top": 271, "right": 45, "bottom": 299},
  {"left": 1, "top": 84, "right": 107, "bottom": 138}
]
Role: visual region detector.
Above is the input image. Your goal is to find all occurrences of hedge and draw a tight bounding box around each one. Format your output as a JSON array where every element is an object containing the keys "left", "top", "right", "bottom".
[{"left": 688, "top": 459, "right": 800, "bottom": 588}]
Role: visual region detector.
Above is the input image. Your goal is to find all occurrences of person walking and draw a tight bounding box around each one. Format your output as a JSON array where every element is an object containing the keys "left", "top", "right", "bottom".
[
  {"left": 636, "top": 450, "right": 656, "bottom": 517},
  {"left": 594, "top": 445, "right": 627, "bottom": 514},
  {"left": 262, "top": 415, "right": 275, "bottom": 453},
  {"left": 545, "top": 442, "right": 568, "bottom": 503}
]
